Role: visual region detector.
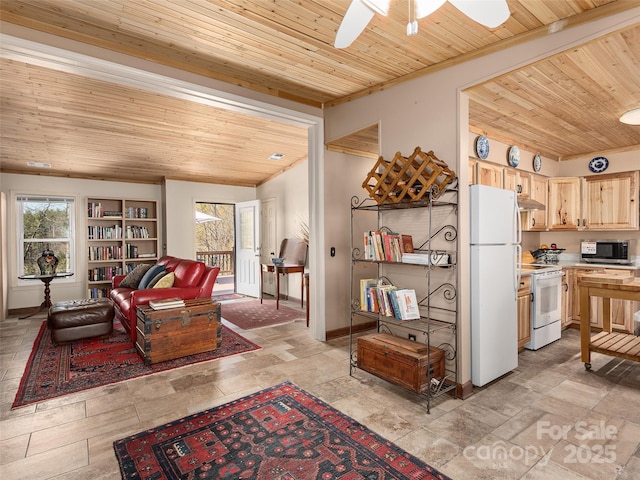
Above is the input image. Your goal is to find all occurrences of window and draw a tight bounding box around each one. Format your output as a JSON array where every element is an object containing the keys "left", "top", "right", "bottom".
[{"left": 17, "top": 195, "right": 75, "bottom": 276}]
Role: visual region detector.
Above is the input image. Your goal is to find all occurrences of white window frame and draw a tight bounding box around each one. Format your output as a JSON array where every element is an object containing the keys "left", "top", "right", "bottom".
[{"left": 16, "top": 194, "right": 76, "bottom": 281}]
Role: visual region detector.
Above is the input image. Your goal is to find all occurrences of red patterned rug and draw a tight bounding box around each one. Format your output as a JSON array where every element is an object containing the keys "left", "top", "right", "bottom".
[
  {"left": 114, "top": 381, "right": 450, "bottom": 480},
  {"left": 221, "top": 299, "right": 305, "bottom": 330},
  {"left": 12, "top": 320, "right": 260, "bottom": 409}
]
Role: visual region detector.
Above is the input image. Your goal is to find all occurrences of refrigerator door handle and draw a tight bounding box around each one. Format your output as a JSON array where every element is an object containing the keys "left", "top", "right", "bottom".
[
  {"left": 515, "top": 195, "right": 522, "bottom": 245},
  {"left": 515, "top": 244, "right": 522, "bottom": 300}
]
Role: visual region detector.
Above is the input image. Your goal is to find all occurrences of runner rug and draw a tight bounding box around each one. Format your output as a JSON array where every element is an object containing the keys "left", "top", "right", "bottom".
[
  {"left": 221, "top": 299, "right": 305, "bottom": 330},
  {"left": 114, "top": 381, "right": 451, "bottom": 480},
  {"left": 12, "top": 320, "right": 260, "bottom": 409}
]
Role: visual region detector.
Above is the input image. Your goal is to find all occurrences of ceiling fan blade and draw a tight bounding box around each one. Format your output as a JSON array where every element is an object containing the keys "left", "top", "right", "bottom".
[
  {"left": 415, "top": 0, "right": 447, "bottom": 19},
  {"left": 334, "top": 0, "right": 376, "bottom": 48},
  {"left": 449, "top": 0, "right": 510, "bottom": 28}
]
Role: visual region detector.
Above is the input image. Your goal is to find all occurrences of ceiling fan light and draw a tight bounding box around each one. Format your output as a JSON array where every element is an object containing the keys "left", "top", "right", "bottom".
[
  {"left": 620, "top": 108, "right": 640, "bottom": 125},
  {"left": 415, "top": 0, "right": 447, "bottom": 19},
  {"left": 361, "top": 0, "right": 390, "bottom": 16},
  {"left": 450, "top": 0, "right": 510, "bottom": 28}
]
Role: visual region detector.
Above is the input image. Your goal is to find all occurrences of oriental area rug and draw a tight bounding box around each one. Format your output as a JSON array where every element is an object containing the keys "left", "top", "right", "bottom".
[
  {"left": 12, "top": 320, "right": 260, "bottom": 409},
  {"left": 114, "top": 381, "right": 450, "bottom": 480},
  {"left": 222, "top": 299, "right": 305, "bottom": 330}
]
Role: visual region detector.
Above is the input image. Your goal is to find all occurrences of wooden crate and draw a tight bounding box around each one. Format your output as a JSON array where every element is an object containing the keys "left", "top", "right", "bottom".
[
  {"left": 135, "top": 298, "right": 221, "bottom": 365},
  {"left": 362, "top": 147, "right": 456, "bottom": 204},
  {"left": 357, "top": 333, "right": 445, "bottom": 394}
]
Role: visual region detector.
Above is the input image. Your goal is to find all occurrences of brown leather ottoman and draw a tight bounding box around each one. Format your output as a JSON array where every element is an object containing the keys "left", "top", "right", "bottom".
[{"left": 48, "top": 298, "right": 114, "bottom": 344}]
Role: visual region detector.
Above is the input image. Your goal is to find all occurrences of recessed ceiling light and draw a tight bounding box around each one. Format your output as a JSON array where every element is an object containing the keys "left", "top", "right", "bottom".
[
  {"left": 620, "top": 108, "right": 640, "bottom": 125},
  {"left": 26, "top": 161, "right": 52, "bottom": 168},
  {"left": 269, "top": 153, "right": 285, "bottom": 161}
]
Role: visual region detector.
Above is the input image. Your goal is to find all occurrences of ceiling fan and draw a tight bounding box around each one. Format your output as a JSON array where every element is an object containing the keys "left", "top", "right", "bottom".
[{"left": 335, "top": 0, "right": 510, "bottom": 48}]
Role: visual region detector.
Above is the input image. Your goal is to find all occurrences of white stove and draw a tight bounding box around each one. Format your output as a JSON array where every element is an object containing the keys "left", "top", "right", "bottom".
[{"left": 519, "top": 264, "right": 563, "bottom": 350}]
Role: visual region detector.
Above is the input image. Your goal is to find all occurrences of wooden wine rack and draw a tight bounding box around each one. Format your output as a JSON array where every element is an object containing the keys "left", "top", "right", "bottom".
[{"left": 362, "top": 147, "right": 456, "bottom": 204}]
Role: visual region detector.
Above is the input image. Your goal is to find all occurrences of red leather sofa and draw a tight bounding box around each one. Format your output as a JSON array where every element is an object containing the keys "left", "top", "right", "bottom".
[{"left": 110, "top": 256, "right": 220, "bottom": 343}]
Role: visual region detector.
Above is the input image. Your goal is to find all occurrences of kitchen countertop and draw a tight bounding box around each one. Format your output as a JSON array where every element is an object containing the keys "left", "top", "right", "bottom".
[{"left": 555, "top": 261, "right": 639, "bottom": 271}]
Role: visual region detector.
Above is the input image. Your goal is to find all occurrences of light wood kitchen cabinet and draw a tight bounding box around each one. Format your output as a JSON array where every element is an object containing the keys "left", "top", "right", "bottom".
[
  {"left": 561, "top": 270, "right": 571, "bottom": 328},
  {"left": 468, "top": 158, "right": 476, "bottom": 184},
  {"left": 567, "top": 266, "right": 638, "bottom": 333},
  {"left": 583, "top": 171, "right": 639, "bottom": 230},
  {"left": 522, "top": 173, "right": 548, "bottom": 232},
  {"left": 476, "top": 161, "right": 503, "bottom": 188},
  {"left": 517, "top": 275, "right": 532, "bottom": 351},
  {"left": 548, "top": 171, "right": 639, "bottom": 231},
  {"left": 548, "top": 177, "right": 582, "bottom": 230},
  {"left": 504, "top": 168, "right": 531, "bottom": 198}
]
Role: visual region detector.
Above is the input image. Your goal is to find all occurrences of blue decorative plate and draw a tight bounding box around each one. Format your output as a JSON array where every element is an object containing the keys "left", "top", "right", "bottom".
[
  {"left": 533, "top": 154, "right": 542, "bottom": 172},
  {"left": 475, "top": 135, "right": 489, "bottom": 160},
  {"left": 508, "top": 146, "right": 520, "bottom": 167},
  {"left": 589, "top": 156, "right": 609, "bottom": 173}
]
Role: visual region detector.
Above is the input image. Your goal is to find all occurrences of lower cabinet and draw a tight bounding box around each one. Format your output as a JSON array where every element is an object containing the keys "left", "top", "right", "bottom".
[
  {"left": 517, "top": 275, "right": 532, "bottom": 351},
  {"left": 565, "top": 266, "right": 639, "bottom": 333}
]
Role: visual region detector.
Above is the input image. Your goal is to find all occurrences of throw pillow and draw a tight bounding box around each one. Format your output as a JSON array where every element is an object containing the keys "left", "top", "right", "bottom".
[
  {"left": 153, "top": 271, "right": 175, "bottom": 288},
  {"left": 137, "top": 264, "right": 166, "bottom": 289},
  {"left": 118, "top": 264, "right": 153, "bottom": 289},
  {"left": 147, "top": 271, "right": 167, "bottom": 288}
]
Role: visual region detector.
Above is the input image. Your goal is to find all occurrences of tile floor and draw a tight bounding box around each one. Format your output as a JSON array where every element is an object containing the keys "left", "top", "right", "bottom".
[{"left": 1, "top": 301, "right": 639, "bottom": 480}]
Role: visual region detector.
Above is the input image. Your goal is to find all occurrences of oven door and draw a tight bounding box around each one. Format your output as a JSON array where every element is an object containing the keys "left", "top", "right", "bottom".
[{"left": 531, "top": 271, "right": 562, "bottom": 328}]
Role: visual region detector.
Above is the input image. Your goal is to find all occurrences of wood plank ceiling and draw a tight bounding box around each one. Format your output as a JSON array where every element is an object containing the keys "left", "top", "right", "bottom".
[{"left": 1, "top": 0, "right": 639, "bottom": 185}]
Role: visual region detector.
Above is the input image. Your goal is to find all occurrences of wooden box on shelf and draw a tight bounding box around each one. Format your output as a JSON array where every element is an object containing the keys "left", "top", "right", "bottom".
[
  {"left": 135, "top": 298, "right": 221, "bottom": 365},
  {"left": 362, "top": 147, "right": 456, "bottom": 205},
  {"left": 357, "top": 333, "right": 445, "bottom": 394}
]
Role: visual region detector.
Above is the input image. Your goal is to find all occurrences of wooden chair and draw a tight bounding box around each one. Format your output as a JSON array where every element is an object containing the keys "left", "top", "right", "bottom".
[{"left": 260, "top": 238, "right": 308, "bottom": 309}]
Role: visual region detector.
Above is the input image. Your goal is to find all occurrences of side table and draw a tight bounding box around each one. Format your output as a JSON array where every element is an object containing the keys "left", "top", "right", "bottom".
[
  {"left": 260, "top": 263, "right": 304, "bottom": 309},
  {"left": 18, "top": 272, "right": 74, "bottom": 319}
]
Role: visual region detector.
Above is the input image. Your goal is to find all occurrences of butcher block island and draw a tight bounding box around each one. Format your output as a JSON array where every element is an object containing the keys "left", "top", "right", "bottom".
[
  {"left": 579, "top": 274, "right": 640, "bottom": 371},
  {"left": 135, "top": 298, "right": 222, "bottom": 365}
]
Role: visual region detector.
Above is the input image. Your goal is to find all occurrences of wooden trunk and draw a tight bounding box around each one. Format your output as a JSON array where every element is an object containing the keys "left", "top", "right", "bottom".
[
  {"left": 357, "top": 333, "right": 445, "bottom": 394},
  {"left": 135, "top": 298, "right": 221, "bottom": 365}
]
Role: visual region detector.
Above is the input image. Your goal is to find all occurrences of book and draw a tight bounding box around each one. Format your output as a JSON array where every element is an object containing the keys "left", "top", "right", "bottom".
[
  {"left": 149, "top": 298, "right": 185, "bottom": 310},
  {"left": 359, "top": 279, "right": 376, "bottom": 311},
  {"left": 400, "top": 234, "right": 414, "bottom": 254},
  {"left": 394, "top": 289, "right": 420, "bottom": 320}
]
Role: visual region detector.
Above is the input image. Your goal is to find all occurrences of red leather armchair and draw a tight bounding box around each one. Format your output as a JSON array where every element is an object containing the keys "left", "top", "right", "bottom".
[{"left": 110, "top": 256, "right": 220, "bottom": 343}]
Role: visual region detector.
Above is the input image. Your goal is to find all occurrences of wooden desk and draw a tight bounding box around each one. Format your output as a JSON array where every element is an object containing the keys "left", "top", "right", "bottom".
[
  {"left": 260, "top": 264, "right": 304, "bottom": 310},
  {"left": 18, "top": 272, "right": 74, "bottom": 319},
  {"left": 579, "top": 275, "right": 640, "bottom": 370}
]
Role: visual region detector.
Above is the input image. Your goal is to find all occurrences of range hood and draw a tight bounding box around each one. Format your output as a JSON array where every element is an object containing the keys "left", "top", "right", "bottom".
[{"left": 518, "top": 197, "right": 546, "bottom": 211}]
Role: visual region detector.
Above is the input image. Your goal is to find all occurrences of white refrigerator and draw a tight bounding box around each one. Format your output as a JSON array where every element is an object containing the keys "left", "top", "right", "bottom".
[{"left": 470, "top": 185, "right": 520, "bottom": 387}]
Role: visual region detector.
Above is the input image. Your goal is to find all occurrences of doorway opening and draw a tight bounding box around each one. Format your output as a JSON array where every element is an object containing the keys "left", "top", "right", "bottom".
[{"left": 195, "top": 202, "right": 235, "bottom": 295}]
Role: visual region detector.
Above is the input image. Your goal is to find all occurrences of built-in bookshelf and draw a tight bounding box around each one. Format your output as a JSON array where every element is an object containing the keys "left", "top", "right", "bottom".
[{"left": 87, "top": 198, "right": 159, "bottom": 298}]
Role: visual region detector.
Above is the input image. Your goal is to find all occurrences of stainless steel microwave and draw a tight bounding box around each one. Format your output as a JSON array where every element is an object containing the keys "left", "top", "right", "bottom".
[{"left": 580, "top": 240, "right": 632, "bottom": 265}]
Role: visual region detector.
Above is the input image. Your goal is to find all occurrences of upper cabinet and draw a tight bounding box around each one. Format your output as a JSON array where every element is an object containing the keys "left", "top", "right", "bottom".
[
  {"left": 476, "top": 161, "right": 503, "bottom": 188},
  {"left": 548, "top": 172, "right": 639, "bottom": 231},
  {"left": 522, "top": 174, "right": 548, "bottom": 232},
  {"left": 548, "top": 177, "right": 582, "bottom": 230},
  {"left": 583, "top": 171, "right": 638, "bottom": 230},
  {"left": 504, "top": 168, "right": 530, "bottom": 198},
  {"left": 468, "top": 159, "right": 476, "bottom": 185}
]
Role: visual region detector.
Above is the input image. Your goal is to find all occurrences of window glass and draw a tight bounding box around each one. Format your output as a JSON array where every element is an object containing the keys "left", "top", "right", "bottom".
[{"left": 17, "top": 195, "right": 75, "bottom": 276}]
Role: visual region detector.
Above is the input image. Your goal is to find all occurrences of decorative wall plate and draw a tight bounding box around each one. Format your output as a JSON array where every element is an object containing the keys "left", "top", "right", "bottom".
[
  {"left": 508, "top": 146, "right": 520, "bottom": 167},
  {"left": 589, "top": 156, "right": 609, "bottom": 173},
  {"left": 533, "top": 154, "right": 542, "bottom": 172},
  {"left": 475, "top": 135, "right": 490, "bottom": 160}
]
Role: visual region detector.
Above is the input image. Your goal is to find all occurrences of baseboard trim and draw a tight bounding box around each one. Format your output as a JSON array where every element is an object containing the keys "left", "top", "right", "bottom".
[
  {"left": 326, "top": 321, "right": 377, "bottom": 341},
  {"left": 457, "top": 380, "right": 474, "bottom": 399}
]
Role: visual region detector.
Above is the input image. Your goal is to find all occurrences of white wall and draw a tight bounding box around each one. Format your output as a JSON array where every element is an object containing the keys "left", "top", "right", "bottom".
[
  {"left": 257, "top": 161, "right": 309, "bottom": 301},
  {"left": 323, "top": 10, "right": 637, "bottom": 385},
  {"left": 163, "top": 179, "right": 256, "bottom": 259},
  {"left": 322, "top": 152, "right": 374, "bottom": 331}
]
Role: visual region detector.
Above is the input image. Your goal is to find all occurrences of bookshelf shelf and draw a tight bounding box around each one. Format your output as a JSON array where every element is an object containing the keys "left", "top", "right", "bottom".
[
  {"left": 87, "top": 198, "right": 159, "bottom": 299},
  {"left": 349, "top": 182, "right": 459, "bottom": 413}
]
